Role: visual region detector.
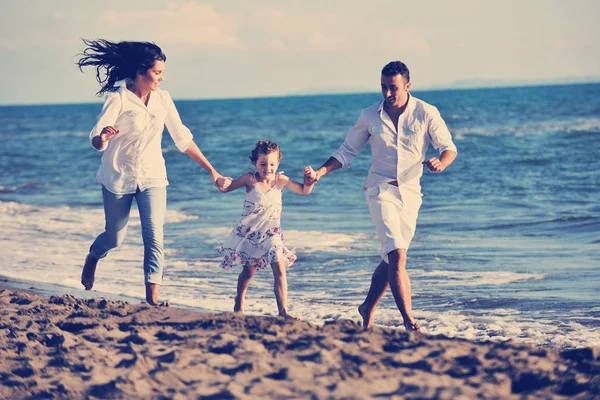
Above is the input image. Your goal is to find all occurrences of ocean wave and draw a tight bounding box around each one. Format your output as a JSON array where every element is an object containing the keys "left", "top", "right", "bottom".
[
  {"left": 452, "top": 116, "right": 600, "bottom": 137},
  {"left": 413, "top": 270, "right": 544, "bottom": 287}
]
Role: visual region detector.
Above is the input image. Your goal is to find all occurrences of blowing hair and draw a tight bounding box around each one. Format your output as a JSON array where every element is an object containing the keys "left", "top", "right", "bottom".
[
  {"left": 249, "top": 141, "right": 282, "bottom": 164},
  {"left": 381, "top": 61, "right": 410, "bottom": 82},
  {"left": 76, "top": 39, "right": 166, "bottom": 96}
]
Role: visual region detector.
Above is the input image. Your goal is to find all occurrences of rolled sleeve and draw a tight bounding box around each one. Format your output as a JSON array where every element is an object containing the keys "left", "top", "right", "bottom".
[
  {"left": 162, "top": 91, "right": 194, "bottom": 153},
  {"left": 331, "top": 111, "right": 370, "bottom": 168},
  {"left": 427, "top": 106, "right": 457, "bottom": 155},
  {"left": 89, "top": 92, "right": 121, "bottom": 152}
]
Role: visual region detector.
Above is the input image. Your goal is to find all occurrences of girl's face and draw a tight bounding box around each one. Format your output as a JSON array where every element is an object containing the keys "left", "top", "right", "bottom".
[
  {"left": 137, "top": 60, "right": 165, "bottom": 92},
  {"left": 254, "top": 152, "right": 280, "bottom": 180}
]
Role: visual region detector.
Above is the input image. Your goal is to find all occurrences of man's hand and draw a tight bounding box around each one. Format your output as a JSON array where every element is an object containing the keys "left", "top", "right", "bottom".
[
  {"left": 422, "top": 157, "right": 445, "bottom": 173},
  {"left": 303, "top": 166, "right": 318, "bottom": 185}
]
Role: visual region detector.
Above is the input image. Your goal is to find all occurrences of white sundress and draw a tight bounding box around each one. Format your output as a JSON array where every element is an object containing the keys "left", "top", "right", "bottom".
[{"left": 219, "top": 172, "right": 296, "bottom": 271}]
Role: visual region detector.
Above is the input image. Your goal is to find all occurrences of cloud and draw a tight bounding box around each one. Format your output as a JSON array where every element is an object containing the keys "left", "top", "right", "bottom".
[
  {"left": 99, "top": 2, "right": 243, "bottom": 50},
  {"left": 381, "top": 29, "right": 431, "bottom": 56},
  {"left": 0, "top": 38, "right": 15, "bottom": 50},
  {"left": 249, "top": 8, "right": 343, "bottom": 52}
]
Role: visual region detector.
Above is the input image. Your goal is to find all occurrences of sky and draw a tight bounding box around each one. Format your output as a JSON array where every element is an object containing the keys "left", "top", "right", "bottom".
[{"left": 1, "top": 0, "right": 599, "bottom": 105}]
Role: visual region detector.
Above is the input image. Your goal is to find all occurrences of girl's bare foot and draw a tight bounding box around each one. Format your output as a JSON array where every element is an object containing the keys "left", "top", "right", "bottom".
[
  {"left": 278, "top": 310, "right": 300, "bottom": 321},
  {"left": 81, "top": 254, "right": 99, "bottom": 290},
  {"left": 145, "top": 283, "right": 169, "bottom": 307},
  {"left": 358, "top": 303, "right": 374, "bottom": 329},
  {"left": 234, "top": 294, "right": 244, "bottom": 314}
]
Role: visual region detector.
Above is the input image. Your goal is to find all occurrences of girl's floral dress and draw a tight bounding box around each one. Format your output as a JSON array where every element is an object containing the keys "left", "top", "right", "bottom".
[{"left": 219, "top": 172, "right": 296, "bottom": 270}]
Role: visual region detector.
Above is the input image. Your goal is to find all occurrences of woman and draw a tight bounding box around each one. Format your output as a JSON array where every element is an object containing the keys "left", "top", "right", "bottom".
[{"left": 77, "top": 39, "right": 231, "bottom": 305}]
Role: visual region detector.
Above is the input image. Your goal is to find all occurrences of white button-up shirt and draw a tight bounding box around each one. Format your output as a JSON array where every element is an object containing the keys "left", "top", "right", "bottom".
[
  {"left": 331, "top": 95, "right": 457, "bottom": 192},
  {"left": 89, "top": 80, "right": 194, "bottom": 195}
]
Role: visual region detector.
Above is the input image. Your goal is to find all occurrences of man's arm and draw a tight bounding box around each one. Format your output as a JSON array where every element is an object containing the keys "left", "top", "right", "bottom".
[
  {"left": 305, "top": 157, "right": 343, "bottom": 184},
  {"left": 423, "top": 150, "right": 457, "bottom": 173}
]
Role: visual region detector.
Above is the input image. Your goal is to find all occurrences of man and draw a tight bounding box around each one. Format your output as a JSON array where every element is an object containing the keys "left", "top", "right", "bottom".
[{"left": 304, "top": 61, "right": 457, "bottom": 331}]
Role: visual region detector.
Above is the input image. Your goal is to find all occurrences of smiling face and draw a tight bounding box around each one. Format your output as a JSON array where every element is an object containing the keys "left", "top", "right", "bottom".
[
  {"left": 381, "top": 73, "right": 411, "bottom": 109},
  {"left": 254, "top": 152, "right": 280, "bottom": 181},
  {"left": 137, "top": 60, "right": 165, "bottom": 92}
]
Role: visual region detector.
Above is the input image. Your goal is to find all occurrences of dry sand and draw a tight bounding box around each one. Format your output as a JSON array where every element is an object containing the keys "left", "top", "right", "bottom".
[{"left": 0, "top": 286, "right": 598, "bottom": 399}]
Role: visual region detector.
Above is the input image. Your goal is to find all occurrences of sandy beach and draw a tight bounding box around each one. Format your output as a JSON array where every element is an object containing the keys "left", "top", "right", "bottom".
[{"left": 0, "top": 281, "right": 598, "bottom": 399}]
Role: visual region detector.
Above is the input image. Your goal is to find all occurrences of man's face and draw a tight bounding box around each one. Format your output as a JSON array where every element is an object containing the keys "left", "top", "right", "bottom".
[{"left": 381, "top": 74, "right": 411, "bottom": 108}]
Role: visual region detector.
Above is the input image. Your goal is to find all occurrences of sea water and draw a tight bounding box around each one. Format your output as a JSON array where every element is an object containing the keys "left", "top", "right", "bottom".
[{"left": 1, "top": 83, "right": 599, "bottom": 349}]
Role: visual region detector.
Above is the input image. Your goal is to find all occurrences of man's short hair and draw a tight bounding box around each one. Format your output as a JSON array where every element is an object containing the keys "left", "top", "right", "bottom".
[{"left": 382, "top": 61, "right": 410, "bottom": 82}]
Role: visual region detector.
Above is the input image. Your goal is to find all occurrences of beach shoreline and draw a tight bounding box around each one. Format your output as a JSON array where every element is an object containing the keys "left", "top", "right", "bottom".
[{"left": 1, "top": 278, "right": 598, "bottom": 399}]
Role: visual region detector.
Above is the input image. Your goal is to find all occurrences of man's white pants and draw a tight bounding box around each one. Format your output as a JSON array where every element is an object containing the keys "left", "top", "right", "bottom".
[{"left": 365, "top": 182, "right": 423, "bottom": 263}]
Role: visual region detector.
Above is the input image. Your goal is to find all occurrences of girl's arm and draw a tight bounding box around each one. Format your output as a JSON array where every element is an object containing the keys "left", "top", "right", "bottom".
[
  {"left": 278, "top": 173, "right": 314, "bottom": 195},
  {"left": 217, "top": 172, "right": 252, "bottom": 193}
]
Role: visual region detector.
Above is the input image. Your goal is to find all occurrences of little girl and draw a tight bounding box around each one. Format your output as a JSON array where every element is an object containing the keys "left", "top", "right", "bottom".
[{"left": 217, "top": 141, "right": 314, "bottom": 320}]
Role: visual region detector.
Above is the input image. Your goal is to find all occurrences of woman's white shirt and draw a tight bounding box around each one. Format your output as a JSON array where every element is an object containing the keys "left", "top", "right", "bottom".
[{"left": 89, "top": 80, "right": 193, "bottom": 195}]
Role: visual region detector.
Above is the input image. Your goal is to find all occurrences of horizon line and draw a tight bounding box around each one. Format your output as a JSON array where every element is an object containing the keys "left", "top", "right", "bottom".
[{"left": 1, "top": 79, "right": 599, "bottom": 108}]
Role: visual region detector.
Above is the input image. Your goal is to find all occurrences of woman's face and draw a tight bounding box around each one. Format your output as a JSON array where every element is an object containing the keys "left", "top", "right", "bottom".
[{"left": 137, "top": 60, "right": 165, "bottom": 91}]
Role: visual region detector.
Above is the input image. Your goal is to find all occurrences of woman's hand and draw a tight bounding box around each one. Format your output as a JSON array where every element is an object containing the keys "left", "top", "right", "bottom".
[
  {"left": 92, "top": 126, "right": 119, "bottom": 150},
  {"left": 100, "top": 126, "right": 119, "bottom": 142},
  {"left": 215, "top": 175, "right": 233, "bottom": 190}
]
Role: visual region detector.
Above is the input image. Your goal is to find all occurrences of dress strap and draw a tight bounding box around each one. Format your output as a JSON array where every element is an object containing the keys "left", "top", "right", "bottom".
[
  {"left": 246, "top": 168, "right": 256, "bottom": 184},
  {"left": 275, "top": 171, "right": 284, "bottom": 190}
]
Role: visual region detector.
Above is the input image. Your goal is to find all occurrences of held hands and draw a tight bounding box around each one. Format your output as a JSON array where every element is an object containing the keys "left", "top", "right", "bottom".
[
  {"left": 422, "top": 157, "right": 445, "bottom": 173},
  {"left": 215, "top": 175, "right": 233, "bottom": 191},
  {"left": 303, "top": 166, "right": 318, "bottom": 186}
]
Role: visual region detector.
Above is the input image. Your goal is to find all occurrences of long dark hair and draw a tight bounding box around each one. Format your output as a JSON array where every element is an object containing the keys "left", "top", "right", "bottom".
[{"left": 76, "top": 39, "right": 166, "bottom": 96}]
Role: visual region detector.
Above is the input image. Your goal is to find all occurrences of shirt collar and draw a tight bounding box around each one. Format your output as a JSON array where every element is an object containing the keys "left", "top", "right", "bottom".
[
  {"left": 113, "top": 78, "right": 133, "bottom": 88},
  {"left": 377, "top": 93, "right": 415, "bottom": 114}
]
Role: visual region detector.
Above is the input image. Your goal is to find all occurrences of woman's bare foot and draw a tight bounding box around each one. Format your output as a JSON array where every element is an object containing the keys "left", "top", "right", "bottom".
[
  {"left": 358, "top": 303, "right": 374, "bottom": 329},
  {"left": 278, "top": 310, "right": 300, "bottom": 321},
  {"left": 233, "top": 294, "right": 244, "bottom": 314},
  {"left": 81, "top": 254, "right": 99, "bottom": 290},
  {"left": 145, "top": 283, "right": 169, "bottom": 307}
]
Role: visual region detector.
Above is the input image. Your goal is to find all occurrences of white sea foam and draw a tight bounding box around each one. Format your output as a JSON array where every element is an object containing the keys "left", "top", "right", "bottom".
[
  {"left": 1, "top": 200, "right": 598, "bottom": 349},
  {"left": 201, "top": 226, "right": 377, "bottom": 254},
  {"left": 414, "top": 270, "right": 544, "bottom": 286}
]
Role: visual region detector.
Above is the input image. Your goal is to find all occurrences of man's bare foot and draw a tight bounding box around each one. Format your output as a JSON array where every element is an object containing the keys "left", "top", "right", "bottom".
[
  {"left": 81, "top": 254, "right": 99, "bottom": 290},
  {"left": 145, "top": 283, "right": 168, "bottom": 306},
  {"left": 233, "top": 294, "right": 244, "bottom": 314},
  {"left": 358, "top": 303, "right": 374, "bottom": 329},
  {"left": 404, "top": 320, "right": 421, "bottom": 333},
  {"left": 278, "top": 310, "right": 300, "bottom": 321}
]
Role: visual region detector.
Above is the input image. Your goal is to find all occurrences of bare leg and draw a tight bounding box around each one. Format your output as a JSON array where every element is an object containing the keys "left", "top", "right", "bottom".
[
  {"left": 145, "top": 283, "right": 168, "bottom": 307},
  {"left": 81, "top": 254, "right": 99, "bottom": 290},
  {"left": 235, "top": 265, "right": 256, "bottom": 313},
  {"left": 359, "top": 260, "right": 389, "bottom": 329},
  {"left": 271, "top": 262, "right": 299, "bottom": 320},
  {"left": 387, "top": 249, "right": 419, "bottom": 330}
]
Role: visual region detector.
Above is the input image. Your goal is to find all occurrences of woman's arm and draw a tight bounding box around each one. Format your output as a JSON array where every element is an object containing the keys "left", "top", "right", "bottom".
[
  {"left": 90, "top": 93, "right": 121, "bottom": 151},
  {"left": 184, "top": 141, "right": 225, "bottom": 184}
]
